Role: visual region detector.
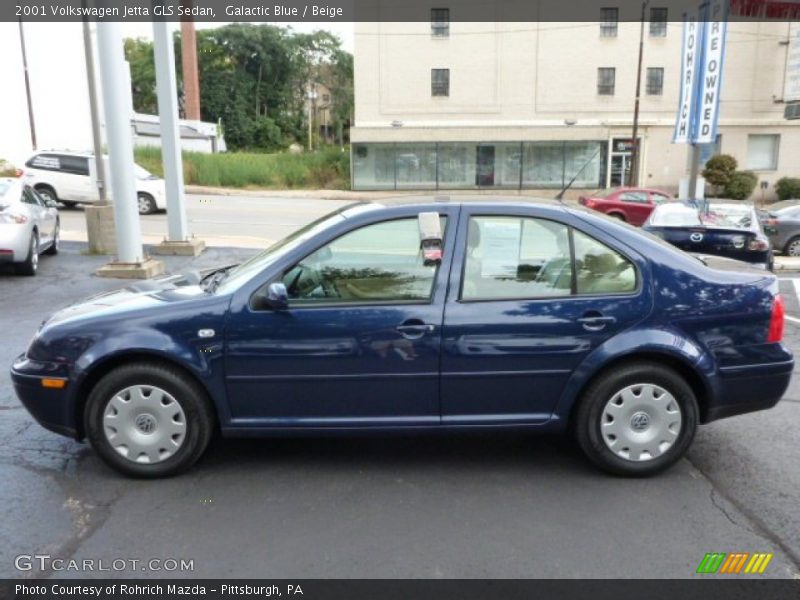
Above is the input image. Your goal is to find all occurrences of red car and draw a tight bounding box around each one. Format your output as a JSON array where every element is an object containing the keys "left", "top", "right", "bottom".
[{"left": 578, "top": 187, "right": 673, "bottom": 226}]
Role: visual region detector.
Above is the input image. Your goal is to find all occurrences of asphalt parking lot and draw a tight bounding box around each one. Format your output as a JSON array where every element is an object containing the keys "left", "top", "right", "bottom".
[{"left": 1, "top": 241, "right": 800, "bottom": 579}]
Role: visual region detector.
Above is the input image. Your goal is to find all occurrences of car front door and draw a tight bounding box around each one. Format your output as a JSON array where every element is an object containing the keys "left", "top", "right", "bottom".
[
  {"left": 440, "top": 207, "right": 652, "bottom": 424},
  {"left": 223, "top": 208, "right": 457, "bottom": 427},
  {"left": 619, "top": 191, "right": 651, "bottom": 225}
]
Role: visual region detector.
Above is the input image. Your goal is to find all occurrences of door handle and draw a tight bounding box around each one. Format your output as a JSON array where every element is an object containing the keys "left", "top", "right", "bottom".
[
  {"left": 396, "top": 320, "right": 435, "bottom": 339},
  {"left": 577, "top": 313, "right": 617, "bottom": 331}
]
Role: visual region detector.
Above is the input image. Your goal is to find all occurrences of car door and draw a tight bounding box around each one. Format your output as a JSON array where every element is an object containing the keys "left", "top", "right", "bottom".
[
  {"left": 618, "top": 191, "right": 651, "bottom": 225},
  {"left": 20, "top": 187, "right": 51, "bottom": 248},
  {"left": 223, "top": 208, "right": 457, "bottom": 427},
  {"left": 56, "top": 155, "right": 94, "bottom": 202},
  {"left": 440, "top": 206, "right": 652, "bottom": 424}
]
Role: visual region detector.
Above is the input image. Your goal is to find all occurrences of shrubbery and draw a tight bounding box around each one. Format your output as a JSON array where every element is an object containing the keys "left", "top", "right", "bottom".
[
  {"left": 775, "top": 177, "right": 800, "bottom": 201},
  {"left": 134, "top": 146, "right": 351, "bottom": 190},
  {"left": 701, "top": 154, "right": 758, "bottom": 199},
  {"left": 0, "top": 159, "right": 18, "bottom": 177}
]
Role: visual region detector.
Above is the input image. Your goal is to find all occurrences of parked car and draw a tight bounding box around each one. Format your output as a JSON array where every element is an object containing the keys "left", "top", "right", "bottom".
[
  {"left": 11, "top": 200, "right": 792, "bottom": 478},
  {"left": 643, "top": 201, "right": 773, "bottom": 270},
  {"left": 0, "top": 178, "right": 60, "bottom": 275},
  {"left": 578, "top": 187, "right": 673, "bottom": 225},
  {"left": 762, "top": 204, "right": 800, "bottom": 256},
  {"left": 23, "top": 151, "right": 166, "bottom": 215}
]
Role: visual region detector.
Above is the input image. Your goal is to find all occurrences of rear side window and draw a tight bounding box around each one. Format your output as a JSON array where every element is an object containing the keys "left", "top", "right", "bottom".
[
  {"left": 620, "top": 192, "right": 648, "bottom": 203},
  {"left": 26, "top": 154, "right": 61, "bottom": 171},
  {"left": 58, "top": 156, "right": 90, "bottom": 176},
  {"left": 461, "top": 216, "right": 636, "bottom": 301}
]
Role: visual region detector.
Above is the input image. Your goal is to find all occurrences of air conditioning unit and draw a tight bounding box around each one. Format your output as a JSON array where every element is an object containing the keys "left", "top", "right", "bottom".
[{"left": 785, "top": 102, "right": 800, "bottom": 120}]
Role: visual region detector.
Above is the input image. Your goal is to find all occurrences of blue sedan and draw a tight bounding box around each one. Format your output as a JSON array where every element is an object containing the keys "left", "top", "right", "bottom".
[{"left": 10, "top": 200, "right": 793, "bottom": 477}]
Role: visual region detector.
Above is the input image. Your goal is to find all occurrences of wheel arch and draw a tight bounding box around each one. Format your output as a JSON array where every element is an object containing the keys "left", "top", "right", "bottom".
[
  {"left": 34, "top": 183, "right": 57, "bottom": 197},
  {"left": 73, "top": 350, "right": 219, "bottom": 439}
]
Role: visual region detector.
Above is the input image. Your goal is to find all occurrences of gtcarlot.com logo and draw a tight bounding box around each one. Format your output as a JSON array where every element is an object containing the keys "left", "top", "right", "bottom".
[{"left": 696, "top": 552, "right": 773, "bottom": 574}]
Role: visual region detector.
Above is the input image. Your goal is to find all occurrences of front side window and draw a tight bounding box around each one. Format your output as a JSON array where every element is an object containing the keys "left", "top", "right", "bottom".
[
  {"left": 58, "top": 156, "right": 90, "bottom": 176},
  {"left": 600, "top": 8, "right": 619, "bottom": 37},
  {"left": 431, "top": 8, "right": 449, "bottom": 37},
  {"left": 432, "top": 68, "right": 450, "bottom": 97},
  {"left": 598, "top": 68, "right": 616, "bottom": 95},
  {"left": 282, "top": 218, "right": 445, "bottom": 305},
  {"left": 746, "top": 134, "right": 780, "bottom": 170},
  {"left": 620, "top": 191, "right": 649, "bottom": 203},
  {"left": 646, "top": 67, "right": 664, "bottom": 95},
  {"left": 650, "top": 8, "right": 668, "bottom": 36},
  {"left": 462, "top": 216, "right": 636, "bottom": 301}
]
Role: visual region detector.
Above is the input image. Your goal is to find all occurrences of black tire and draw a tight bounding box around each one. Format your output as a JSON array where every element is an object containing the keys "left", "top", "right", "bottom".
[
  {"left": 15, "top": 232, "right": 39, "bottom": 276},
  {"left": 34, "top": 185, "right": 58, "bottom": 204},
  {"left": 574, "top": 361, "right": 698, "bottom": 477},
  {"left": 59, "top": 201, "right": 79, "bottom": 209},
  {"left": 784, "top": 236, "right": 800, "bottom": 257},
  {"left": 84, "top": 362, "right": 215, "bottom": 478},
  {"left": 137, "top": 193, "right": 157, "bottom": 215},
  {"left": 44, "top": 220, "right": 59, "bottom": 255}
]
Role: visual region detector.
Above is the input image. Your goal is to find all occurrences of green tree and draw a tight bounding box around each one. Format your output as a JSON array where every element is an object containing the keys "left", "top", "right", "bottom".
[
  {"left": 702, "top": 154, "right": 737, "bottom": 189},
  {"left": 125, "top": 38, "right": 158, "bottom": 114}
]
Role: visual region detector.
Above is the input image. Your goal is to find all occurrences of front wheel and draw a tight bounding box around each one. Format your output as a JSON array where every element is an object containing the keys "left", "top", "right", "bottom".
[
  {"left": 15, "top": 232, "right": 39, "bottom": 276},
  {"left": 574, "top": 362, "right": 698, "bottom": 477},
  {"left": 784, "top": 237, "right": 800, "bottom": 257},
  {"left": 137, "top": 193, "right": 157, "bottom": 215},
  {"left": 85, "top": 362, "right": 214, "bottom": 478}
]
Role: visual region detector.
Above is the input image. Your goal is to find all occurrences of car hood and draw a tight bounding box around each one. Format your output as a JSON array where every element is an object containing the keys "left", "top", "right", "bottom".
[{"left": 42, "top": 271, "right": 211, "bottom": 328}]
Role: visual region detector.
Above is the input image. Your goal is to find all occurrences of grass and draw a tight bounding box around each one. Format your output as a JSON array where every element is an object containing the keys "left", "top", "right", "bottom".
[{"left": 134, "top": 147, "right": 350, "bottom": 190}]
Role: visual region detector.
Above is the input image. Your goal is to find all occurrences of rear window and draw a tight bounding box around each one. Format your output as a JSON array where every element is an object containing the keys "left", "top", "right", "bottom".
[
  {"left": 650, "top": 204, "right": 755, "bottom": 230},
  {"left": 649, "top": 205, "right": 703, "bottom": 227}
]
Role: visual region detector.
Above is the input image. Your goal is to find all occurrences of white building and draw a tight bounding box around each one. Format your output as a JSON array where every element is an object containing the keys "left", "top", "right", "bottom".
[{"left": 351, "top": 15, "right": 800, "bottom": 198}]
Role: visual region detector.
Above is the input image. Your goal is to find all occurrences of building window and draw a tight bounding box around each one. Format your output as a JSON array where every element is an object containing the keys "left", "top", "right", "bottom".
[
  {"left": 600, "top": 8, "right": 619, "bottom": 37},
  {"left": 432, "top": 68, "right": 450, "bottom": 97},
  {"left": 650, "top": 8, "right": 668, "bottom": 36},
  {"left": 597, "top": 68, "right": 615, "bottom": 95},
  {"left": 746, "top": 134, "right": 780, "bottom": 170},
  {"left": 431, "top": 8, "right": 449, "bottom": 37},
  {"left": 646, "top": 68, "right": 664, "bottom": 95}
]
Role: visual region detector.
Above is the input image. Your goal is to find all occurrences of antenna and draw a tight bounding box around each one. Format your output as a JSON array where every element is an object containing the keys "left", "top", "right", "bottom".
[{"left": 555, "top": 146, "right": 603, "bottom": 202}]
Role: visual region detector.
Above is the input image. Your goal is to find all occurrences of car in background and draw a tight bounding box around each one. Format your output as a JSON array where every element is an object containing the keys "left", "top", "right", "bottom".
[
  {"left": 0, "top": 178, "right": 60, "bottom": 276},
  {"left": 22, "top": 151, "right": 166, "bottom": 215},
  {"left": 11, "top": 200, "right": 792, "bottom": 478},
  {"left": 578, "top": 187, "right": 673, "bottom": 226},
  {"left": 762, "top": 204, "right": 800, "bottom": 256},
  {"left": 643, "top": 201, "right": 773, "bottom": 270}
]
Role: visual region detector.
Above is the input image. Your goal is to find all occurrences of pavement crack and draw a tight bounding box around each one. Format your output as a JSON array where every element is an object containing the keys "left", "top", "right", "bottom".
[{"left": 709, "top": 487, "right": 755, "bottom": 534}]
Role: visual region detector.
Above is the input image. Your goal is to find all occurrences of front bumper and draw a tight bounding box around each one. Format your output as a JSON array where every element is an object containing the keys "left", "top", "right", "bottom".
[
  {"left": 705, "top": 356, "right": 794, "bottom": 422},
  {"left": 10, "top": 354, "right": 78, "bottom": 439}
]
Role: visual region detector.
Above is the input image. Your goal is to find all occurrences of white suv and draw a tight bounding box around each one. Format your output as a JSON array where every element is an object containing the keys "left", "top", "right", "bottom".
[{"left": 23, "top": 151, "right": 167, "bottom": 215}]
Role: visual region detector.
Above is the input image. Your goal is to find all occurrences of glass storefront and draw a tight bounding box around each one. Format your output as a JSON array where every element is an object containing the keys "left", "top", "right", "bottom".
[{"left": 352, "top": 141, "right": 608, "bottom": 191}]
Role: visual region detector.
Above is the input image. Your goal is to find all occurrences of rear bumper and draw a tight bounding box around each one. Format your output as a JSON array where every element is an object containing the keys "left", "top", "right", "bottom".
[
  {"left": 705, "top": 357, "right": 794, "bottom": 422},
  {"left": 10, "top": 354, "right": 78, "bottom": 439},
  {"left": 0, "top": 224, "right": 32, "bottom": 262}
]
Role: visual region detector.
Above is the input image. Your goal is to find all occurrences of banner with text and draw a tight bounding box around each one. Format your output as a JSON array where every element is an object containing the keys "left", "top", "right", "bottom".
[
  {"left": 673, "top": 8, "right": 702, "bottom": 143},
  {"left": 694, "top": 0, "right": 728, "bottom": 143}
]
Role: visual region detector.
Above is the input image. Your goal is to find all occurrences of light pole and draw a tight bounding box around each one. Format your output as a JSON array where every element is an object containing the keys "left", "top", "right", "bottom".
[
  {"left": 307, "top": 85, "right": 317, "bottom": 151},
  {"left": 629, "top": 0, "right": 649, "bottom": 187},
  {"left": 18, "top": 18, "right": 37, "bottom": 150}
]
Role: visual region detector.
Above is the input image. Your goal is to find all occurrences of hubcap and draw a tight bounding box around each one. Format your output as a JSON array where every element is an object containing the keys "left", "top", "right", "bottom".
[
  {"left": 789, "top": 240, "right": 800, "bottom": 257},
  {"left": 102, "top": 385, "right": 187, "bottom": 464},
  {"left": 600, "top": 383, "right": 682, "bottom": 462},
  {"left": 138, "top": 196, "right": 151, "bottom": 214},
  {"left": 31, "top": 238, "right": 38, "bottom": 269}
]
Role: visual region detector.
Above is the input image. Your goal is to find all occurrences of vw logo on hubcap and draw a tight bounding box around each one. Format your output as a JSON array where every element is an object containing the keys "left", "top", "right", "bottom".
[
  {"left": 690, "top": 232, "right": 703, "bottom": 243},
  {"left": 134, "top": 413, "right": 157, "bottom": 434},
  {"left": 630, "top": 412, "right": 651, "bottom": 432}
]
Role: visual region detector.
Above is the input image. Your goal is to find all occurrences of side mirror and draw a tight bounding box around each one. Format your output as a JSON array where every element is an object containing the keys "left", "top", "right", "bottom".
[
  {"left": 265, "top": 282, "right": 289, "bottom": 310},
  {"left": 418, "top": 211, "right": 443, "bottom": 265}
]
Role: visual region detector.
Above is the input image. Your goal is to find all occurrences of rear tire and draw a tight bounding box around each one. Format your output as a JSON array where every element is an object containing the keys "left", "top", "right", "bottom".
[
  {"left": 608, "top": 213, "right": 627, "bottom": 222},
  {"left": 34, "top": 186, "right": 58, "bottom": 205},
  {"left": 574, "top": 361, "right": 698, "bottom": 477},
  {"left": 784, "top": 237, "right": 800, "bottom": 257},
  {"left": 84, "top": 362, "right": 215, "bottom": 478},
  {"left": 15, "top": 232, "right": 39, "bottom": 276},
  {"left": 137, "top": 193, "right": 157, "bottom": 215}
]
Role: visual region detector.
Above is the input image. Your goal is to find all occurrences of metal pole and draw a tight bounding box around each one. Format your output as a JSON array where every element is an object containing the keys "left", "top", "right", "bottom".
[
  {"left": 18, "top": 18, "right": 37, "bottom": 150},
  {"left": 687, "top": 143, "right": 701, "bottom": 200},
  {"left": 82, "top": 16, "right": 107, "bottom": 205},
  {"left": 153, "top": 20, "right": 189, "bottom": 242},
  {"left": 629, "top": 0, "right": 649, "bottom": 187},
  {"left": 96, "top": 21, "right": 144, "bottom": 263},
  {"left": 307, "top": 88, "right": 314, "bottom": 151}
]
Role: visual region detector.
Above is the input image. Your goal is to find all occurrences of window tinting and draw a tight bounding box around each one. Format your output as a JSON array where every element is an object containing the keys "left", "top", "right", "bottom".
[
  {"left": 432, "top": 68, "right": 450, "bottom": 96},
  {"left": 598, "top": 68, "right": 616, "bottom": 95},
  {"left": 646, "top": 67, "right": 664, "bottom": 95},
  {"left": 650, "top": 8, "right": 668, "bottom": 36},
  {"left": 600, "top": 8, "right": 619, "bottom": 37},
  {"left": 282, "top": 218, "right": 445, "bottom": 305},
  {"left": 27, "top": 154, "right": 61, "bottom": 171},
  {"left": 431, "top": 8, "right": 449, "bottom": 37},
  {"left": 58, "top": 155, "right": 90, "bottom": 176}
]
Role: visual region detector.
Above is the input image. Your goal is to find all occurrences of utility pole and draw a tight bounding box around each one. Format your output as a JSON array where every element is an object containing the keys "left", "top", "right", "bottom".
[
  {"left": 180, "top": 6, "right": 201, "bottom": 121},
  {"left": 18, "top": 18, "right": 37, "bottom": 150},
  {"left": 629, "top": 0, "right": 649, "bottom": 187},
  {"left": 307, "top": 85, "right": 317, "bottom": 151},
  {"left": 82, "top": 15, "right": 107, "bottom": 205}
]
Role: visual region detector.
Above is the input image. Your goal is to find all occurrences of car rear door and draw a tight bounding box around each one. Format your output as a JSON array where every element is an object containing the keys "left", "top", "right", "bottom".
[
  {"left": 440, "top": 206, "right": 652, "bottom": 424},
  {"left": 56, "top": 156, "right": 94, "bottom": 202},
  {"left": 223, "top": 207, "right": 458, "bottom": 428}
]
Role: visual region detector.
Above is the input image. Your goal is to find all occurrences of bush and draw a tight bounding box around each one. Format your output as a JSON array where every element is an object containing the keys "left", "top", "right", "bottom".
[
  {"left": 723, "top": 171, "right": 758, "bottom": 200},
  {"left": 0, "top": 159, "right": 18, "bottom": 177},
  {"left": 775, "top": 177, "right": 800, "bottom": 201},
  {"left": 702, "top": 154, "right": 738, "bottom": 189}
]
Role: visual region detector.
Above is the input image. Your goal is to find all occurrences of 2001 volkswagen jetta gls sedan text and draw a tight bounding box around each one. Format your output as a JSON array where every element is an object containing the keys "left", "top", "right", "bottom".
[{"left": 10, "top": 200, "right": 793, "bottom": 477}]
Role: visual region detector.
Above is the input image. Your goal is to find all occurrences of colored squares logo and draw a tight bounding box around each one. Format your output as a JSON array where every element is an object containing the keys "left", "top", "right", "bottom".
[{"left": 696, "top": 552, "right": 773, "bottom": 574}]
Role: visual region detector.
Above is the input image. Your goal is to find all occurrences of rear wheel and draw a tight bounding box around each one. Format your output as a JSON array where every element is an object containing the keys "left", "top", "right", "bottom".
[
  {"left": 608, "top": 212, "right": 626, "bottom": 222},
  {"left": 137, "top": 193, "right": 157, "bottom": 215},
  {"left": 574, "top": 362, "right": 698, "bottom": 476},
  {"left": 784, "top": 237, "right": 800, "bottom": 257},
  {"left": 15, "top": 232, "right": 39, "bottom": 276},
  {"left": 85, "top": 362, "right": 214, "bottom": 478},
  {"left": 34, "top": 186, "right": 58, "bottom": 205}
]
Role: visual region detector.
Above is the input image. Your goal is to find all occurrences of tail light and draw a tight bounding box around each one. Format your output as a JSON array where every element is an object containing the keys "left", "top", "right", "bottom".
[
  {"left": 0, "top": 212, "right": 28, "bottom": 224},
  {"left": 584, "top": 199, "right": 596, "bottom": 208},
  {"left": 767, "top": 294, "right": 785, "bottom": 343},
  {"left": 14, "top": 169, "right": 23, "bottom": 177},
  {"left": 748, "top": 239, "right": 769, "bottom": 252}
]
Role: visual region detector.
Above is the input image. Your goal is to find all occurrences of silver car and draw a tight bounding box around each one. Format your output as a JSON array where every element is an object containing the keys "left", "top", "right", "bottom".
[{"left": 0, "top": 178, "right": 60, "bottom": 276}]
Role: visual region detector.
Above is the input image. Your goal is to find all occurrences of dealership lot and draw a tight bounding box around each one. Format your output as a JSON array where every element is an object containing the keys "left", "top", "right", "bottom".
[{"left": 2, "top": 204, "right": 800, "bottom": 578}]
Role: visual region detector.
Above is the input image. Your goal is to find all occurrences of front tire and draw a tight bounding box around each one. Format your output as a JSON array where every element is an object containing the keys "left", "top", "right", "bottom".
[
  {"left": 84, "top": 362, "right": 214, "bottom": 478},
  {"left": 15, "top": 232, "right": 39, "bottom": 276},
  {"left": 137, "top": 193, "right": 157, "bottom": 215},
  {"left": 784, "top": 236, "right": 800, "bottom": 257},
  {"left": 44, "top": 220, "right": 59, "bottom": 255},
  {"left": 574, "top": 362, "right": 698, "bottom": 477}
]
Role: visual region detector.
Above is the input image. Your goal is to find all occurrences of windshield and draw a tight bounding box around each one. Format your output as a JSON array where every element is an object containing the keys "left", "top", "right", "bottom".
[{"left": 212, "top": 209, "right": 347, "bottom": 294}]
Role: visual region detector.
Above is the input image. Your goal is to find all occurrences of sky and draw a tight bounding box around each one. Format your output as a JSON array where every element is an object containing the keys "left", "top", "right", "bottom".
[{"left": 0, "top": 21, "right": 354, "bottom": 165}]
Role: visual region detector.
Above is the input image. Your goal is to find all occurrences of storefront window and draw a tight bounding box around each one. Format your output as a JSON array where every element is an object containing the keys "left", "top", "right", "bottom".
[
  {"left": 522, "top": 142, "right": 564, "bottom": 187},
  {"left": 437, "top": 143, "right": 476, "bottom": 188},
  {"left": 396, "top": 144, "right": 437, "bottom": 189},
  {"left": 352, "top": 144, "right": 395, "bottom": 190},
  {"left": 564, "top": 142, "right": 605, "bottom": 188}
]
